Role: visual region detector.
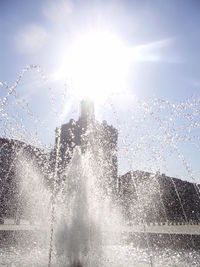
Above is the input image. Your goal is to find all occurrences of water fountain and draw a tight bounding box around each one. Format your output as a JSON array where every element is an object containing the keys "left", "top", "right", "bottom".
[
  {"left": 0, "top": 66, "right": 200, "bottom": 266},
  {"left": 54, "top": 147, "right": 100, "bottom": 266}
]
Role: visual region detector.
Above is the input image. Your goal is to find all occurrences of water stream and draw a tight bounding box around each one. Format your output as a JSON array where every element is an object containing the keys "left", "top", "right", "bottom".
[{"left": 0, "top": 66, "right": 200, "bottom": 266}]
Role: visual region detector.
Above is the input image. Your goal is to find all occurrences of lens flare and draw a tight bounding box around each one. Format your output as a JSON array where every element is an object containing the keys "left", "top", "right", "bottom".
[{"left": 55, "top": 31, "right": 130, "bottom": 102}]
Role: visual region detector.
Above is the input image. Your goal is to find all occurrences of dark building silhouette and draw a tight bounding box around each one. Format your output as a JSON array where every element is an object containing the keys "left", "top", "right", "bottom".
[
  {"left": 0, "top": 138, "right": 49, "bottom": 222},
  {"left": 0, "top": 100, "right": 200, "bottom": 225},
  {"left": 52, "top": 99, "right": 118, "bottom": 192},
  {"left": 119, "top": 171, "right": 200, "bottom": 223}
]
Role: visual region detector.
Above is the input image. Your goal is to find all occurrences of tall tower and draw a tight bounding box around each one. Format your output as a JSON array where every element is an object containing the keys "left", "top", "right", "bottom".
[
  {"left": 53, "top": 99, "right": 118, "bottom": 191},
  {"left": 80, "top": 99, "right": 95, "bottom": 123}
]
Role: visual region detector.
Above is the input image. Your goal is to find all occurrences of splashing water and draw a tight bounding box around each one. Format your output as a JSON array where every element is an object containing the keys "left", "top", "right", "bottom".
[
  {"left": 54, "top": 147, "right": 101, "bottom": 266},
  {"left": 0, "top": 66, "right": 200, "bottom": 266},
  {"left": 53, "top": 136, "right": 123, "bottom": 266}
]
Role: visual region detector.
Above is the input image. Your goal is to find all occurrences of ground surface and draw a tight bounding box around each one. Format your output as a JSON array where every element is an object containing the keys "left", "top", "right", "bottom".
[{"left": 0, "top": 244, "right": 199, "bottom": 267}]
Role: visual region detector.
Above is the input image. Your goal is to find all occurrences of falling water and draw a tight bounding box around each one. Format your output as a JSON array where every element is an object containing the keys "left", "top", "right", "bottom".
[
  {"left": 54, "top": 147, "right": 102, "bottom": 266},
  {"left": 0, "top": 66, "right": 200, "bottom": 266}
]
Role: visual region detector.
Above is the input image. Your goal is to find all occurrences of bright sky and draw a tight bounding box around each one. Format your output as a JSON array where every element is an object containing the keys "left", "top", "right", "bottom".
[{"left": 1, "top": 0, "right": 200, "bottom": 182}]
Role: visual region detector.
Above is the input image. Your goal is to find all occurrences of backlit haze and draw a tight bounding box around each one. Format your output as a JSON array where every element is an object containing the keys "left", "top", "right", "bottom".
[
  {"left": 53, "top": 31, "right": 131, "bottom": 101},
  {"left": 1, "top": 0, "right": 200, "bottom": 182}
]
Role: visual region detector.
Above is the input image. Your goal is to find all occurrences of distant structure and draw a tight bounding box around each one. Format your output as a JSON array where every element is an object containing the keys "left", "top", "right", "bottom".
[
  {"left": 0, "top": 138, "right": 49, "bottom": 223},
  {"left": 119, "top": 170, "right": 200, "bottom": 223},
  {"left": 53, "top": 99, "right": 118, "bottom": 192},
  {"left": 0, "top": 100, "right": 200, "bottom": 225}
]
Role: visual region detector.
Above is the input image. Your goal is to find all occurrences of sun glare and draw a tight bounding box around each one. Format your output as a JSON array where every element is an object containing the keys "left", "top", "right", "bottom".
[{"left": 56, "top": 31, "right": 130, "bottom": 102}]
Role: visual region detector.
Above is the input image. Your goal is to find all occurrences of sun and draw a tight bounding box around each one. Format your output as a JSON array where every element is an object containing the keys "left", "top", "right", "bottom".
[{"left": 55, "top": 31, "right": 131, "bottom": 103}]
